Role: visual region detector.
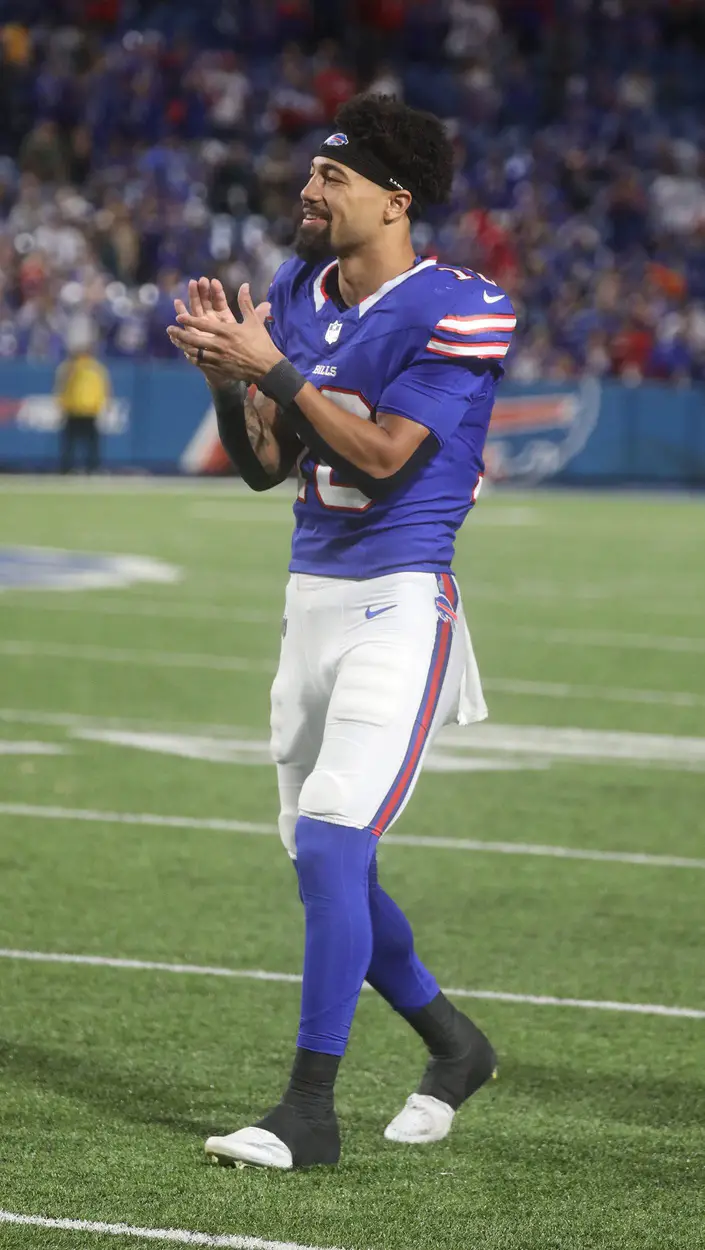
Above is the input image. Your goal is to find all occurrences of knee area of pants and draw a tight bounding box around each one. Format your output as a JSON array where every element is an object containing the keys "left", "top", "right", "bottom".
[
  {"left": 294, "top": 818, "right": 339, "bottom": 889},
  {"left": 298, "top": 768, "right": 348, "bottom": 824},
  {"left": 269, "top": 675, "right": 295, "bottom": 762}
]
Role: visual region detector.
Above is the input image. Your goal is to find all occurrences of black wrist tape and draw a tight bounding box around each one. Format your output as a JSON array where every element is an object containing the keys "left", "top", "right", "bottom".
[{"left": 259, "top": 359, "right": 307, "bottom": 408}]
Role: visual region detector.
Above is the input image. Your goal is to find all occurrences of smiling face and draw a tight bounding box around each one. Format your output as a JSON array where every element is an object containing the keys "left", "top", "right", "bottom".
[{"left": 295, "top": 156, "right": 400, "bottom": 263}]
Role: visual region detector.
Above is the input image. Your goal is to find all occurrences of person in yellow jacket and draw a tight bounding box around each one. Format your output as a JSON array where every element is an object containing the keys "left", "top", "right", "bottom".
[{"left": 54, "top": 347, "right": 111, "bottom": 474}]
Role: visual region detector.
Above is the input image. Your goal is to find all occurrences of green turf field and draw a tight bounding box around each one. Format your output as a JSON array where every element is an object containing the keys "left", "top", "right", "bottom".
[{"left": 0, "top": 480, "right": 703, "bottom": 1250}]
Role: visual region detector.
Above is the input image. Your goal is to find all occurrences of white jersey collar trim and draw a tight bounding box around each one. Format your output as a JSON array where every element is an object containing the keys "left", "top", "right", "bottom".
[
  {"left": 312, "top": 260, "right": 338, "bottom": 312},
  {"left": 312, "top": 257, "right": 437, "bottom": 316},
  {"left": 358, "top": 257, "right": 437, "bottom": 316}
]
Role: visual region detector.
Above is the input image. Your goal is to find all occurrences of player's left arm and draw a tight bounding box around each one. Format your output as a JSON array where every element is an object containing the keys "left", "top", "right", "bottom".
[
  {"left": 282, "top": 280, "right": 517, "bottom": 483},
  {"left": 277, "top": 352, "right": 498, "bottom": 499},
  {"left": 289, "top": 387, "right": 431, "bottom": 478}
]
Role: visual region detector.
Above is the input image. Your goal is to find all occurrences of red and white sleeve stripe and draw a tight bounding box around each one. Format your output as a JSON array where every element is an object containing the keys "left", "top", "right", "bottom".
[
  {"left": 426, "top": 312, "right": 517, "bottom": 360},
  {"left": 427, "top": 339, "right": 512, "bottom": 359}
]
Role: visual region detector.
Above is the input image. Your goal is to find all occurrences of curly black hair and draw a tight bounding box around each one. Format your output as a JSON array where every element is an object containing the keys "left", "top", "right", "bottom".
[{"left": 333, "top": 94, "right": 454, "bottom": 208}]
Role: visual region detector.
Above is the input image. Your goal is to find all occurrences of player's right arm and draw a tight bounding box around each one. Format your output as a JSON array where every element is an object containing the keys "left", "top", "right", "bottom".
[{"left": 209, "top": 380, "right": 301, "bottom": 490}]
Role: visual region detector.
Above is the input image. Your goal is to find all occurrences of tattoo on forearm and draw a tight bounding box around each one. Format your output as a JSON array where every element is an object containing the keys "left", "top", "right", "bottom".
[
  {"left": 209, "top": 380, "right": 300, "bottom": 487},
  {"left": 244, "top": 392, "right": 280, "bottom": 473}
]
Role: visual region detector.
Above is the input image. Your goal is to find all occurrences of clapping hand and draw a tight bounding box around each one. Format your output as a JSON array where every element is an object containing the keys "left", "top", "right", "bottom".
[{"left": 168, "top": 278, "right": 281, "bottom": 386}]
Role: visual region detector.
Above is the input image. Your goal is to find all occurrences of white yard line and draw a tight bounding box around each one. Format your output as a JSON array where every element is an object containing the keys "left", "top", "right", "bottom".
[
  {"left": 5, "top": 594, "right": 705, "bottom": 644},
  {"left": 0, "top": 707, "right": 260, "bottom": 737},
  {"left": 0, "top": 949, "right": 303, "bottom": 984},
  {"left": 0, "top": 640, "right": 275, "bottom": 673},
  {"left": 1, "top": 671, "right": 703, "bottom": 741},
  {"left": 0, "top": 741, "right": 66, "bottom": 755},
  {"left": 0, "top": 596, "right": 278, "bottom": 625},
  {"left": 483, "top": 678, "right": 705, "bottom": 710},
  {"left": 4, "top": 635, "right": 705, "bottom": 705},
  {"left": 456, "top": 577, "right": 705, "bottom": 612},
  {"left": 383, "top": 831, "right": 705, "bottom": 868},
  {"left": 4, "top": 704, "right": 705, "bottom": 773},
  {"left": 3, "top": 586, "right": 705, "bottom": 618},
  {"left": 1, "top": 802, "right": 704, "bottom": 870},
  {"left": 440, "top": 722, "right": 705, "bottom": 766},
  {"left": 0, "top": 1210, "right": 344, "bottom": 1250},
  {"left": 3, "top": 630, "right": 704, "bottom": 683},
  {"left": 0, "top": 948, "right": 702, "bottom": 1021},
  {"left": 0, "top": 803, "right": 275, "bottom": 836},
  {"left": 67, "top": 721, "right": 705, "bottom": 772},
  {"left": 505, "top": 626, "right": 705, "bottom": 654}
]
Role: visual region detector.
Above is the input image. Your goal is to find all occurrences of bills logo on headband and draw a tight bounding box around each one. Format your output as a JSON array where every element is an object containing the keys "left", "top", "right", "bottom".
[
  {"left": 324, "top": 132, "right": 349, "bottom": 146},
  {"left": 435, "top": 594, "right": 458, "bottom": 628}
]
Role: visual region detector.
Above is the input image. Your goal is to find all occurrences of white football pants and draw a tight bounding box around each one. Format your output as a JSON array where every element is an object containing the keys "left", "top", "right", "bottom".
[{"left": 270, "top": 570, "right": 487, "bottom": 856}]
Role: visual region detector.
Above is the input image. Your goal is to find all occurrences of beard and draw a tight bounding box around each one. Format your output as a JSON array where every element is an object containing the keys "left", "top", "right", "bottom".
[{"left": 294, "top": 218, "right": 334, "bottom": 263}]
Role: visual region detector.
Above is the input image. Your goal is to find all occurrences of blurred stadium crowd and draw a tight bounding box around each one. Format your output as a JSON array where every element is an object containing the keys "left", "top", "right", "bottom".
[{"left": 1, "top": 0, "right": 705, "bottom": 382}]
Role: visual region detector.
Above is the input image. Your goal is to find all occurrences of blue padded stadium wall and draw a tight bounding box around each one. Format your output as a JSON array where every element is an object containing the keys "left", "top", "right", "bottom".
[{"left": 0, "top": 362, "right": 703, "bottom": 486}]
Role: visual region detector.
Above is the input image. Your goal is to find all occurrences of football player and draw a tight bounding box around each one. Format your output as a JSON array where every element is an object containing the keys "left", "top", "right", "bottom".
[{"left": 168, "top": 94, "right": 516, "bottom": 1170}]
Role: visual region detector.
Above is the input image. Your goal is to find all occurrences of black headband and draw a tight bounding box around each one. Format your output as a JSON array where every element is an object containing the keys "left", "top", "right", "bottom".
[{"left": 318, "top": 132, "right": 424, "bottom": 219}]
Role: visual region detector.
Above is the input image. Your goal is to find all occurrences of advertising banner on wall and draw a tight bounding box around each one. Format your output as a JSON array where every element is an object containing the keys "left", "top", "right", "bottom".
[
  {"left": 0, "top": 362, "right": 210, "bottom": 473},
  {"left": 0, "top": 362, "right": 703, "bottom": 485}
]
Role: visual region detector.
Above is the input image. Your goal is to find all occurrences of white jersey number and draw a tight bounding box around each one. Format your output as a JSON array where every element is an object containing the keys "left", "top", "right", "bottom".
[
  {"left": 436, "top": 265, "right": 498, "bottom": 286},
  {"left": 298, "top": 388, "right": 374, "bottom": 512}
]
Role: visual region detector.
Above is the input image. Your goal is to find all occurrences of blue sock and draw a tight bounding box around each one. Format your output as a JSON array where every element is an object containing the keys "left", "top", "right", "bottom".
[
  {"left": 295, "top": 815, "right": 376, "bottom": 1056},
  {"left": 366, "top": 854, "right": 439, "bottom": 1012}
]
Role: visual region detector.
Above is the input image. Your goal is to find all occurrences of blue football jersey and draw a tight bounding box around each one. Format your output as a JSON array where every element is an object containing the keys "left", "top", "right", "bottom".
[{"left": 267, "top": 255, "right": 515, "bottom": 579}]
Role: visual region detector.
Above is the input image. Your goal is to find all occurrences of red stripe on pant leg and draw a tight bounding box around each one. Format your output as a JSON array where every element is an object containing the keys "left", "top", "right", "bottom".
[
  {"left": 419, "top": 621, "right": 452, "bottom": 734},
  {"left": 440, "top": 572, "right": 458, "bottom": 609},
  {"left": 372, "top": 619, "right": 452, "bottom": 834},
  {"left": 375, "top": 630, "right": 445, "bottom": 835}
]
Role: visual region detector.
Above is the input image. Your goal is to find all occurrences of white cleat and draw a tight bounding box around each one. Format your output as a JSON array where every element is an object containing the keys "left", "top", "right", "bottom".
[
  {"left": 384, "top": 1093, "right": 456, "bottom": 1145},
  {"left": 204, "top": 1127, "right": 293, "bottom": 1170}
]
